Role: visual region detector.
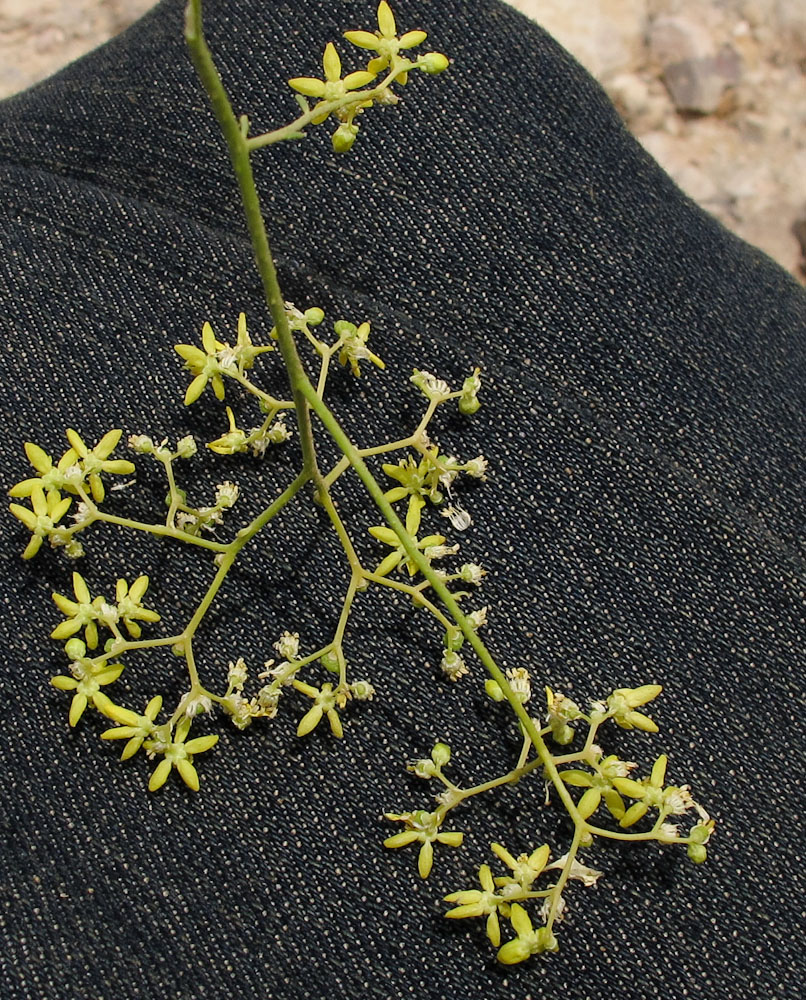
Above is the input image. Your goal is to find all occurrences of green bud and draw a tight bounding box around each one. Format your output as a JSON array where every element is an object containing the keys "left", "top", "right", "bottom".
[
  {"left": 304, "top": 307, "right": 325, "bottom": 326},
  {"left": 689, "top": 824, "right": 710, "bottom": 845},
  {"left": 420, "top": 52, "right": 449, "bottom": 74},
  {"left": 166, "top": 488, "right": 187, "bottom": 508},
  {"left": 431, "top": 742, "right": 451, "bottom": 767},
  {"left": 64, "top": 638, "right": 86, "bottom": 660},
  {"left": 128, "top": 434, "right": 154, "bottom": 454},
  {"left": 485, "top": 679, "right": 505, "bottom": 702},
  {"left": 176, "top": 435, "right": 197, "bottom": 459},
  {"left": 687, "top": 843, "right": 707, "bottom": 864},
  {"left": 443, "top": 626, "right": 464, "bottom": 652},
  {"left": 459, "top": 396, "right": 480, "bottom": 415},
  {"left": 320, "top": 649, "right": 340, "bottom": 673},
  {"left": 332, "top": 122, "right": 359, "bottom": 154}
]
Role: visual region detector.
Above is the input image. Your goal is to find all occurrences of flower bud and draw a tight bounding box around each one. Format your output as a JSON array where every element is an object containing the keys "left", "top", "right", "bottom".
[
  {"left": 128, "top": 434, "right": 154, "bottom": 454},
  {"left": 176, "top": 435, "right": 197, "bottom": 459},
  {"left": 409, "top": 758, "right": 437, "bottom": 779},
  {"left": 320, "top": 649, "right": 340, "bottom": 673},
  {"left": 420, "top": 52, "right": 449, "bottom": 74},
  {"left": 485, "top": 678, "right": 505, "bottom": 702},
  {"left": 431, "top": 742, "right": 451, "bottom": 767},
  {"left": 332, "top": 122, "right": 359, "bottom": 153},
  {"left": 459, "top": 396, "right": 480, "bottom": 415},
  {"left": 304, "top": 307, "right": 325, "bottom": 326},
  {"left": 64, "top": 638, "right": 86, "bottom": 660},
  {"left": 350, "top": 679, "right": 375, "bottom": 700},
  {"left": 443, "top": 626, "right": 464, "bottom": 652},
  {"left": 687, "top": 843, "right": 707, "bottom": 863},
  {"left": 65, "top": 540, "right": 85, "bottom": 560}
]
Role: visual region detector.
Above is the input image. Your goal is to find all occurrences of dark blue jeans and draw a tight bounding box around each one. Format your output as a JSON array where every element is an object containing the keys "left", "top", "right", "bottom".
[{"left": 1, "top": 2, "right": 803, "bottom": 997}]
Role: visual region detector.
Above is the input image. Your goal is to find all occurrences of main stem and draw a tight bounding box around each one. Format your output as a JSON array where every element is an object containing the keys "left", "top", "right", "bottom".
[{"left": 184, "top": 0, "right": 583, "bottom": 826}]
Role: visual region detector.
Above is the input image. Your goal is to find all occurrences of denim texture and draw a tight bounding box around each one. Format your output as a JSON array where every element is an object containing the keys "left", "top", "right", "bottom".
[{"left": 0, "top": 1, "right": 804, "bottom": 997}]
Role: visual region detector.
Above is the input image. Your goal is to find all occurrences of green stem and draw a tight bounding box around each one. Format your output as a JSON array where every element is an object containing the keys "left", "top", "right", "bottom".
[
  {"left": 185, "top": 0, "right": 320, "bottom": 488},
  {"left": 89, "top": 508, "right": 229, "bottom": 552},
  {"left": 182, "top": 471, "right": 308, "bottom": 638},
  {"left": 184, "top": 0, "right": 582, "bottom": 826}
]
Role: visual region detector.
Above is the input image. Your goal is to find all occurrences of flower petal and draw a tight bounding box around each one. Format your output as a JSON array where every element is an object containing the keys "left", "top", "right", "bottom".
[
  {"left": 148, "top": 758, "right": 172, "bottom": 792},
  {"left": 378, "top": 1, "right": 396, "bottom": 37},
  {"left": 343, "top": 30, "right": 379, "bottom": 49},
  {"left": 399, "top": 30, "right": 427, "bottom": 48},
  {"left": 288, "top": 77, "right": 327, "bottom": 98},
  {"left": 322, "top": 42, "right": 341, "bottom": 82}
]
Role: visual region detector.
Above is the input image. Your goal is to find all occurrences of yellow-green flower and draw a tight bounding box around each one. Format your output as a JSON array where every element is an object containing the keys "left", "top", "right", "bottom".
[
  {"left": 369, "top": 496, "right": 454, "bottom": 578},
  {"left": 175, "top": 321, "right": 227, "bottom": 404},
  {"left": 143, "top": 717, "right": 218, "bottom": 792},
  {"left": 96, "top": 693, "right": 163, "bottom": 760},
  {"left": 229, "top": 311, "right": 273, "bottom": 371},
  {"left": 614, "top": 753, "right": 697, "bottom": 828},
  {"left": 382, "top": 446, "right": 454, "bottom": 505},
  {"left": 207, "top": 406, "right": 248, "bottom": 455},
  {"left": 8, "top": 440, "right": 79, "bottom": 498},
  {"left": 63, "top": 428, "right": 135, "bottom": 503},
  {"left": 606, "top": 683, "right": 663, "bottom": 732},
  {"left": 51, "top": 571, "right": 105, "bottom": 649},
  {"left": 293, "top": 680, "right": 344, "bottom": 738},
  {"left": 557, "top": 754, "right": 640, "bottom": 822},
  {"left": 384, "top": 809, "right": 464, "bottom": 878},
  {"left": 114, "top": 575, "right": 160, "bottom": 638},
  {"left": 334, "top": 319, "right": 385, "bottom": 376},
  {"left": 344, "top": 2, "right": 428, "bottom": 84},
  {"left": 496, "top": 903, "right": 558, "bottom": 964},
  {"left": 9, "top": 482, "right": 72, "bottom": 559},
  {"left": 288, "top": 42, "right": 376, "bottom": 123},
  {"left": 50, "top": 641, "right": 125, "bottom": 727},
  {"left": 444, "top": 864, "right": 510, "bottom": 947},
  {"left": 491, "top": 842, "right": 550, "bottom": 892}
]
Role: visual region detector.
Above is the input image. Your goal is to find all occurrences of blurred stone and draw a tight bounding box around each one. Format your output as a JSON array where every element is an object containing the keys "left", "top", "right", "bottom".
[
  {"left": 662, "top": 52, "right": 738, "bottom": 113},
  {"left": 506, "top": 0, "right": 648, "bottom": 80},
  {"left": 606, "top": 72, "right": 672, "bottom": 132},
  {"left": 649, "top": 17, "right": 743, "bottom": 114}
]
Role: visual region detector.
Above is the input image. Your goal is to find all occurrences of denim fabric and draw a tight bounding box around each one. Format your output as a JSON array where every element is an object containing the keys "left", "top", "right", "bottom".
[{"left": 0, "top": 1, "right": 804, "bottom": 998}]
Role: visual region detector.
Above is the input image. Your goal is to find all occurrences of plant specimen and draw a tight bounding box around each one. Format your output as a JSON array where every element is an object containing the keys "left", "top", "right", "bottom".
[{"left": 8, "top": 0, "right": 714, "bottom": 964}]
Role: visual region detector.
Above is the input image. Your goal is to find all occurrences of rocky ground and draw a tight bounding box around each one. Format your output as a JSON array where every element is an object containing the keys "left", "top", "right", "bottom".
[{"left": 1, "top": 0, "right": 804, "bottom": 280}]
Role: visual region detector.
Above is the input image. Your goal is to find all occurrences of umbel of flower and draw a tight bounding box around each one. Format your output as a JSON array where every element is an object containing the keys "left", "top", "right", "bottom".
[
  {"left": 9, "top": 482, "right": 72, "bottom": 559},
  {"left": 95, "top": 693, "right": 163, "bottom": 760},
  {"left": 344, "top": 2, "right": 434, "bottom": 85},
  {"left": 384, "top": 809, "right": 464, "bottom": 878},
  {"left": 9, "top": 429, "right": 134, "bottom": 507},
  {"left": 50, "top": 639, "right": 124, "bottom": 727},
  {"left": 143, "top": 717, "right": 219, "bottom": 792},
  {"left": 288, "top": 42, "right": 376, "bottom": 124},
  {"left": 175, "top": 320, "right": 227, "bottom": 404}
]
